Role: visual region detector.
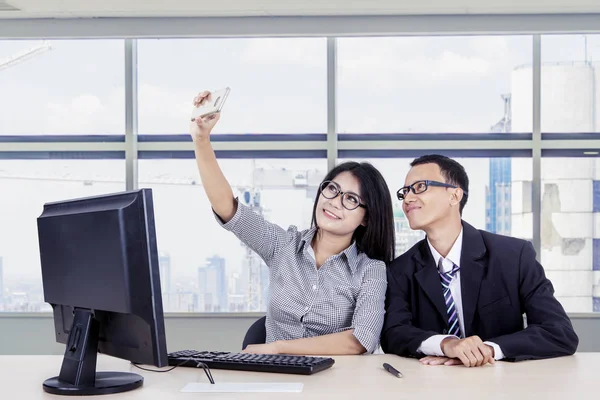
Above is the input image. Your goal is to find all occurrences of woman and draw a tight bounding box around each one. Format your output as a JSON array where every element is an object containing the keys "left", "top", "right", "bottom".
[{"left": 191, "top": 90, "right": 395, "bottom": 355}]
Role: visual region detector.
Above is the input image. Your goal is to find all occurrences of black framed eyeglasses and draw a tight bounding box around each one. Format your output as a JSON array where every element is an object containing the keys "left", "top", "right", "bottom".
[
  {"left": 396, "top": 180, "right": 468, "bottom": 201},
  {"left": 319, "top": 180, "right": 366, "bottom": 211}
]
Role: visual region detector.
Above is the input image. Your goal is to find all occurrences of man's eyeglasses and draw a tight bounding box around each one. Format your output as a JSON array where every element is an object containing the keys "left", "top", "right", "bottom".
[
  {"left": 396, "top": 180, "right": 468, "bottom": 201},
  {"left": 320, "top": 180, "right": 366, "bottom": 211}
]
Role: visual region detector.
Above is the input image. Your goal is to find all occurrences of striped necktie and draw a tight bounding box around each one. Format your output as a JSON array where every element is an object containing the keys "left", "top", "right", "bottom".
[{"left": 438, "top": 258, "right": 462, "bottom": 338}]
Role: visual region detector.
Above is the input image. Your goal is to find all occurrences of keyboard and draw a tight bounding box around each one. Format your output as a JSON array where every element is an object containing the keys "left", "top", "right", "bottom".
[{"left": 167, "top": 349, "right": 335, "bottom": 375}]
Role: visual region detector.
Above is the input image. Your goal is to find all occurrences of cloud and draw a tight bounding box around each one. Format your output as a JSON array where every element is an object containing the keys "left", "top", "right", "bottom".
[
  {"left": 138, "top": 84, "right": 191, "bottom": 134},
  {"left": 47, "top": 95, "right": 102, "bottom": 116},
  {"left": 470, "top": 36, "right": 511, "bottom": 60},
  {"left": 137, "top": 84, "right": 249, "bottom": 134},
  {"left": 336, "top": 37, "right": 498, "bottom": 90},
  {"left": 339, "top": 48, "right": 491, "bottom": 89},
  {"left": 44, "top": 90, "right": 124, "bottom": 134},
  {"left": 435, "top": 50, "right": 491, "bottom": 78},
  {"left": 137, "top": 82, "right": 326, "bottom": 134},
  {"left": 240, "top": 38, "right": 324, "bottom": 68}
]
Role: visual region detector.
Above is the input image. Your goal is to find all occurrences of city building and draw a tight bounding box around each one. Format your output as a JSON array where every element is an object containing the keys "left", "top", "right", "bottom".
[
  {"left": 198, "top": 256, "right": 228, "bottom": 312},
  {"left": 511, "top": 62, "right": 600, "bottom": 312},
  {"left": 487, "top": 95, "right": 513, "bottom": 237},
  {"left": 158, "top": 252, "right": 171, "bottom": 311},
  {"left": 0, "top": 256, "right": 4, "bottom": 308},
  {"left": 393, "top": 203, "right": 425, "bottom": 256}
]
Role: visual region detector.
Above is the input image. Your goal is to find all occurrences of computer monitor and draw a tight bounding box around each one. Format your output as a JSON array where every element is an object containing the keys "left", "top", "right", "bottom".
[{"left": 37, "top": 188, "right": 168, "bottom": 396}]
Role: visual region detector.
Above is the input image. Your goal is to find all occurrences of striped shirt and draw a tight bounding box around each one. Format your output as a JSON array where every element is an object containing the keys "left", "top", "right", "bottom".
[{"left": 216, "top": 200, "right": 387, "bottom": 353}]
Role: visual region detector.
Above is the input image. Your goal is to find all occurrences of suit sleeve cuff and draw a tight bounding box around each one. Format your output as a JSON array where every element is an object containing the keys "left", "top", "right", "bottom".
[
  {"left": 417, "top": 335, "right": 457, "bottom": 356},
  {"left": 484, "top": 341, "right": 505, "bottom": 360}
]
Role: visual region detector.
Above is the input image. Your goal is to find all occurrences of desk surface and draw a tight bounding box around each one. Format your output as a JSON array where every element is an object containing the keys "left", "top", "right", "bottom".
[{"left": 0, "top": 354, "right": 597, "bottom": 399}]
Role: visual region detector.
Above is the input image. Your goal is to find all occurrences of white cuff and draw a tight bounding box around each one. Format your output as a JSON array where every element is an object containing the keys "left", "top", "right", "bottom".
[
  {"left": 417, "top": 335, "right": 458, "bottom": 357},
  {"left": 484, "top": 341, "right": 505, "bottom": 360}
]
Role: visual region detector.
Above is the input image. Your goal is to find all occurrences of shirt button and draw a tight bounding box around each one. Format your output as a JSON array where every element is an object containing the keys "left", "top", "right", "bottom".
[
  {"left": 312, "top": 285, "right": 317, "bottom": 290},
  {"left": 304, "top": 307, "right": 309, "bottom": 311}
]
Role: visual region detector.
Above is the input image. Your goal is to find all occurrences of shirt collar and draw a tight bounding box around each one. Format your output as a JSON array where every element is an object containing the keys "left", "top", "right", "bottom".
[
  {"left": 427, "top": 228, "right": 463, "bottom": 274},
  {"left": 298, "top": 227, "right": 360, "bottom": 274},
  {"left": 297, "top": 226, "right": 318, "bottom": 253},
  {"left": 341, "top": 241, "right": 360, "bottom": 274}
]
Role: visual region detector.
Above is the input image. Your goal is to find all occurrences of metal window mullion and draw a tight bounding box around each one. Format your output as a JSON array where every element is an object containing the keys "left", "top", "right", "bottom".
[
  {"left": 6, "top": 15, "right": 600, "bottom": 39},
  {"left": 125, "top": 39, "right": 138, "bottom": 191},
  {"left": 326, "top": 37, "right": 337, "bottom": 170},
  {"left": 532, "top": 35, "right": 542, "bottom": 259}
]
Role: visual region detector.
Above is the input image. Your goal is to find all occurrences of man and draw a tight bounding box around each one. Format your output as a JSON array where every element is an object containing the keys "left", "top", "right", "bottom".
[{"left": 381, "top": 155, "right": 578, "bottom": 367}]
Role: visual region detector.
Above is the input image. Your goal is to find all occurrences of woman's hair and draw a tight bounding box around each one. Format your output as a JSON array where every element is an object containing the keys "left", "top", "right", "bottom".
[{"left": 311, "top": 161, "right": 396, "bottom": 263}]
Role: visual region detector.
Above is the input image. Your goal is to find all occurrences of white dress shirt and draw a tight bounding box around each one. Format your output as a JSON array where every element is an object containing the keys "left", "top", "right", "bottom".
[{"left": 417, "top": 229, "right": 505, "bottom": 360}]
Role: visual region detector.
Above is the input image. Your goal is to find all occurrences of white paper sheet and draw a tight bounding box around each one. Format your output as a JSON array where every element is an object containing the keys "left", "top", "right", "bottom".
[{"left": 181, "top": 382, "right": 303, "bottom": 393}]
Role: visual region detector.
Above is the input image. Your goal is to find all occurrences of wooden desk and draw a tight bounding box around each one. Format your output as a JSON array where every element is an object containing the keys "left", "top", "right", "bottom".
[{"left": 0, "top": 354, "right": 596, "bottom": 399}]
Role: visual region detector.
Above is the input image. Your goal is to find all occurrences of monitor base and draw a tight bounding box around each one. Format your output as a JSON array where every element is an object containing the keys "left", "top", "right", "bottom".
[{"left": 43, "top": 372, "right": 143, "bottom": 396}]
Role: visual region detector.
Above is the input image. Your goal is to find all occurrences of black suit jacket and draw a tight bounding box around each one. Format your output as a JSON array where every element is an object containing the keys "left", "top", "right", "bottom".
[{"left": 381, "top": 221, "right": 579, "bottom": 362}]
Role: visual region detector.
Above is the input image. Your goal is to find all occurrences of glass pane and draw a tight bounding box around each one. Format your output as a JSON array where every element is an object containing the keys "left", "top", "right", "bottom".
[
  {"left": 138, "top": 158, "right": 327, "bottom": 312},
  {"left": 540, "top": 157, "right": 600, "bottom": 312},
  {"left": 0, "top": 40, "right": 124, "bottom": 135},
  {"left": 339, "top": 157, "right": 532, "bottom": 255},
  {"left": 0, "top": 160, "right": 125, "bottom": 312},
  {"left": 337, "top": 36, "right": 532, "bottom": 134},
  {"left": 137, "top": 39, "right": 327, "bottom": 135},
  {"left": 541, "top": 35, "right": 600, "bottom": 133}
]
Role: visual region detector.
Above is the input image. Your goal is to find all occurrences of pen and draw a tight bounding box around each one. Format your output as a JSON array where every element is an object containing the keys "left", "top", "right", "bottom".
[{"left": 383, "top": 363, "right": 403, "bottom": 378}]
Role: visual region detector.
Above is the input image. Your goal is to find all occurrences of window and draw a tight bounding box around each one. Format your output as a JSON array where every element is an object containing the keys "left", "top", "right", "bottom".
[
  {"left": 137, "top": 158, "right": 327, "bottom": 312},
  {"left": 336, "top": 36, "right": 532, "bottom": 134},
  {"left": 3, "top": 32, "right": 598, "bottom": 316},
  {"left": 594, "top": 180, "right": 600, "bottom": 212},
  {"left": 541, "top": 157, "right": 599, "bottom": 312},
  {"left": 339, "top": 157, "right": 532, "bottom": 252},
  {"left": 0, "top": 160, "right": 125, "bottom": 312},
  {"left": 539, "top": 34, "right": 600, "bottom": 312},
  {"left": 137, "top": 38, "right": 327, "bottom": 135},
  {"left": 594, "top": 239, "right": 600, "bottom": 312},
  {"left": 0, "top": 40, "right": 124, "bottom": 135},
  {"left": 541, "top": 35, "right": 600, "bottom": 133}
]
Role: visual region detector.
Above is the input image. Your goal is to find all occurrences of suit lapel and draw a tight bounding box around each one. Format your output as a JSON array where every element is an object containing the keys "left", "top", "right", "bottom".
[
  {"left": 414, "top": 241, "right": 448, "bottom": 324},
  {"left": 459, "top": 221, "right": 487, "bottom": 337}
]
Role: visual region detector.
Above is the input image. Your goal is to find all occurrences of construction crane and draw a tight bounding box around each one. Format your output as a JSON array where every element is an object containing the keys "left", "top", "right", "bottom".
[
  {"left": 1, "top": 164, "right": 421, "bottom": 313},
  {"left": 0, "top": 41, "right": 318, "bottom": 313},
  {"left": 0, "top": 161, "right": 323, "bottom": 313},
  {"left": 237, "top": 161, "right": 322, "bottom": 312},
  {"left": 0, "top": 42, "right": 52, "bottom": 72},
  {"left": 490, "top": 94, "right": 512, "bottom": 133}
]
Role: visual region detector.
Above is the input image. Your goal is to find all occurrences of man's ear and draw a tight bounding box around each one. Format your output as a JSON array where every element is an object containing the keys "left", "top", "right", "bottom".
[{"left": 450, "top": 190, "right": 462, "bottom": 206}]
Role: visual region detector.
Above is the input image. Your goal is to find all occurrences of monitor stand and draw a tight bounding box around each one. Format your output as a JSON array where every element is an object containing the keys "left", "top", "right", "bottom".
[{"left": 42, "top": 308, "right": 143, "bottom": 396}]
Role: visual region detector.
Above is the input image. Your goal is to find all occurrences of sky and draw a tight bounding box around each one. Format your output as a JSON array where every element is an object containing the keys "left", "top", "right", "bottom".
[{"left": 1, "top": 34, "right": 599, "bottom": 286}]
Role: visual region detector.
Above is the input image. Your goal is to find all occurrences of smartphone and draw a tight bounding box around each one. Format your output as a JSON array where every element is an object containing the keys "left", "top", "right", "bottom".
[{"left": 191, "top": 87, "right": 231, "bottom": 121}]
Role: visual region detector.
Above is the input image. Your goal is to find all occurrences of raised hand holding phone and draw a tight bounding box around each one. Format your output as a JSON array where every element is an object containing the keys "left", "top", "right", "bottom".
[
  {"left": 190, "top": 89, "right": 225, "bottom": 143},
  {"left": 191, "top": 87, "right": 230, "bottom": 120},
  {"left": 189, "top": 88, "right": 236, "bottom": 222}
]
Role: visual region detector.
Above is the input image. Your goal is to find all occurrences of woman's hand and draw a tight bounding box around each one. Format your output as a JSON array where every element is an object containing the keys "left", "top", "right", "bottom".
[
  {"left": 242, "top": 342, "right": 281, "bottom": 355},
  {"left": 190, "top": 90, "right": 221, "bottom": 143}
]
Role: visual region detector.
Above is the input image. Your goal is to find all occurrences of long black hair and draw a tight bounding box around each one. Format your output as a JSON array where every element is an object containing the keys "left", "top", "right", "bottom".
[{"left": 311, "top": 161, "right": 395, "bottom": 263}]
